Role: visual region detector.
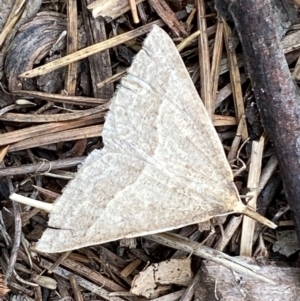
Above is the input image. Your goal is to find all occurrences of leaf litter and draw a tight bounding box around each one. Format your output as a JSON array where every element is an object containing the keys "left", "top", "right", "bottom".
[{"left": 0, "top": 1, "right": 300, "bottom": 300}]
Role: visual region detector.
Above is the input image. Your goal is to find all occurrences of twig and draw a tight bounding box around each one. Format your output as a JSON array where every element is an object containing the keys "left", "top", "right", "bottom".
[
  {"left": 179, "top": 268, "right": 202, "bottom": 301},
  {"left": 229, "top": 0, "right": 300, "bottom": 241},
  {"left": 147, "top": 232, "right": 275, "bottom": 284},
  {"left": 40, "top": 258, "right": 125, "bottom": 301},
  {"left": 5, "top": 191, "right": 22, "bottom": 282},
  {"left": 0, "top": 156, "right": 86, "bottom": 176}
]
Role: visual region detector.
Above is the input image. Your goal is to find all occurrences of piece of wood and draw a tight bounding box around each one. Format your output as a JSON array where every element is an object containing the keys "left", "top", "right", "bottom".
[
  {"left": 201, "top": 258, "right": 300, "bottom": 300},
  {"left": 131, "top": 258, "right": 192, "bottom": 298},
  {"left": 0, "top": 0, "right": 26, "bottom": 47},
  {"left": 149, "top": 0, "right": 187, "bottom": 37},
  {"left": 81, "top": 0, "right": 114, "bottom": 98},
  {"left": 0, "top": 0, "right": 42, "bottom": 81},
  {"left": 228, "top": 0, "right": 300, "bottom": 241},
  {"left": 4, "top": 12, "right": 67, "bottom": 91},
  {"left": 87, "top": 0, "right": 145, "bottom": 19}
]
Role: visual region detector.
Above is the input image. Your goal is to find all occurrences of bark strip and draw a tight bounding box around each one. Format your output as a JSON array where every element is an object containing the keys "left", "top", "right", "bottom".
[{"left": 228, "top": 0, "right": 300, "bottom": 240}]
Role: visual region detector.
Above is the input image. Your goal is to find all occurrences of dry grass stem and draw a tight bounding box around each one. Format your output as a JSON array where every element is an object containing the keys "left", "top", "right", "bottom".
[
  {"left": 240, "top": 135, "right": 265, "bottom": 256},
  {"left": 0, "top": 104, "right": 108, "bottom": 123},
  {"left": 258, "top": 154, "right": 279, "bottom": 194},
  {"left": 197, "top": 0, "right": 213, "bottom": 119},
  {"left": 0, "top": 0, "right": 26, "bottom": 46},
  {"left": 177, "top": 30, "right": 201, "bottom": 52},
  {"left": 213, "top": 215, "right": 243, "bottom": 251},
  {"left": 211, "top": 21, "right": 224, "bottom": 102},
  {"left": 0, "top": 113, "right": 102, "bottom": 146},
  {"left": 152, "top": 290, "right": 185, "bottom": 301},
  {"left": 8, "top": 124, "right": 103, "bottom": 152},
  {"left": 282, "top": 30, "right": 300, "bottom": 53},
  {"left": 149, "top": 0, "right": 187, "bottom": 36},
  {"left": 48, "top": 251, "right": 72, "bottom": 274},
  {"left": 38, "top": 252, "right": 126, "bottom": 292},
  {"left": 97, "top": 70, "right": 127, "bottom": 88},
  {"left": 12, "top": 90, "right": 108, "bottom": 105},
  {"left": 223, "top": 21, "right": 248, "bottom": 140},
  {"left": 213, "top": 115, "right": 237, "bottom": 126},
  {"left": 69, "top": 275, "right": 84, "bottom": 301},
  {"left": 228, "top": 114, "right": 246, "bottom": 161},
  {"left": 65, "top": 0, "right": 78, "bottom": 95},
  {"left": 129, "top": 0, "right": 139, "bottom": 23},
  {"left": 215, "top": 74, "right": 247, "bottom": 108},
  {"left": 120, "top": 259, "right": 142, "bottom": 278}
]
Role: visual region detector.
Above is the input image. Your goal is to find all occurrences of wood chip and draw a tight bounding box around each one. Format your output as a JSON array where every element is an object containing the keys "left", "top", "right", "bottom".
[{"left": 131, "top": 258, "right": 192, "bottom": 298}]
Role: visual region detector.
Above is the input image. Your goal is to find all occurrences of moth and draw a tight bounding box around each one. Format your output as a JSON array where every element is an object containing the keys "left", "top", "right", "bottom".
[{"left": 10, "top": 25, "right": 276, "bottom": 253}]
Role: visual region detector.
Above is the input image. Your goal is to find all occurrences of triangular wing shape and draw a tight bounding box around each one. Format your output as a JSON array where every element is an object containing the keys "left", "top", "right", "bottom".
[{"left": 36, "top": 25, "right": 241, "bottom": 253}]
